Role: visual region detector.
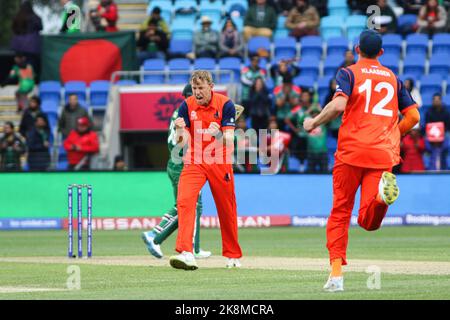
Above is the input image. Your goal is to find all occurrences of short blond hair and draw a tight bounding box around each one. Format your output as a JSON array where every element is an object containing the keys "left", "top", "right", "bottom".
[{"left": 190, "top": 70, "right": 213, "bottom": 85}]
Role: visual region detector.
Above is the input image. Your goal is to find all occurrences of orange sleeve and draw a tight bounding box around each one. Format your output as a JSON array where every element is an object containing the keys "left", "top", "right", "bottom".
[{"left": 399, "top": 107, "right": 420, "bottom": 136}]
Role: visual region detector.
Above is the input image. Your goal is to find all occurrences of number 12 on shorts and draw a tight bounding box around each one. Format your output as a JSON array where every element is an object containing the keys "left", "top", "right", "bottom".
[{"left": 358, "top": 79, "right": 394, "bottom": 117}]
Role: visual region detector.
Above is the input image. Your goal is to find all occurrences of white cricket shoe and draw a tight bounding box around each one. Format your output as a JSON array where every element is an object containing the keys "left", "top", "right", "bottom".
[
  {"left": 141, "top": 231, "right": 163, "bottom": 259},
  {"left": 194, "top": 249, "right": 212, "bottom": 259},
  {"left": 323, "top": 275, "right": 344, "bottom": 292},
  {"left": 169, "top": 251, "right": 198, "bottom": 270},
  {"left": 378, "top": 172, "right": 400, "bottom": 205},
  {"left": 226, "top": 258, "right": 241, "bottom": 268}
]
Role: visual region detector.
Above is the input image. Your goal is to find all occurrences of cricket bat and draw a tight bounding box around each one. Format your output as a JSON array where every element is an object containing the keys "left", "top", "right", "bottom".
[{"left": 235, "top": 104, "right": 245, "bottom": 120}]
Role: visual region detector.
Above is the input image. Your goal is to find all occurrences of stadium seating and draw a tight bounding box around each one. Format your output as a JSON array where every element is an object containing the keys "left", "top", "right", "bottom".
[
  {"left": 148, "top": 0, "right": 173, "bottom": 15},
  {"left": 429, "top": 54, "right": 450, "bottom": 78},
  {"left": 442, "top": 94, "right": 450, "bottom": 109},
  {"left": 142, "top": 59, "right": 166, "bottom": 84},
  {"left": 90, "top": 80, "right": 110, "bottom": 108},
  {"left": 116, "top": 80, "right": 137, "bottom": 86},
  {"left": 230, "top": 15, "right": 244, "bottom": 32},
  {"left": 320, "top": 16, "right": 344, "bottom": 40},
  {"left": 323, "top": 55, "right": 344, "bottom": 77},
  {"left": 298, "top": 56, "right": 320, "bottom": 79},
  {"left": 397, "top": 14, "right": 418, "bottom": 31},
  {"left": 300, "top": 36, "right": 323, "bottom": 58},
  {"left": 327, "top": 0, "right": 349, "bottom": 17},
  {"left": 39, "top": 81, "right": 61, "bottom": 104},
  {"left": 406, "top": 34, "right": 429, "bottom": 56},
  {"left": 274, "top": 29, "right": 289, "bottom": 39},
  {"left": 382, "top": 34, "right": 403, "bottom": 58},
  {"left": 168, "top": 39, "right": 193, "bottom": 57},
  {"left": 326, "top": 37, "right": 349, "bottom": 57},
  {"left": 265, "top": 77, "right": 274, "bottom": 92},
  {"left": 274, "top": 37, "right": 297, "bottom": 60},
  {"left": 40, "top": 100, "right": 59, "bottom": 114},
  {"left": 199, "top": 0, "right": 223, "bottom": 23},
  {"left": 47, "top": 111, "right": 58, "bottom": 132},
  {"left": 193, "top": 58, "right": 216, "bottom": 81},
  {"left": 379, "top": 53, "right": 400, "bottom": 75},
  {"left": 64, "top": 81, "right": 86, "bottom": 104},
  {"left": 403, "top": 53, "right": 426, "bottom": 78},
  {"left": 173, "top": 0, "right": 198, "bottom": 20},
  {"left": 224, "top": 0, "right": 248, "bottom": 16},
  {"left": 421, "top": 93, "right": 434, "bottom": 109},
  {"left": 171, "top": 16, "right": 196, "bottom": 40},
  {"left": 345, "top": 15, "right": 367, "bottom": 40},
  {"left": 432, "top": 33, "right": 450, "bottom": 55},
  {"left": 168, "top": 58, "right": 191, "bottom": 84},
  {"left": 218, "top": 57, "right": 241, "bottom": 83},
  {"left": 247, "top": 36, "right": 271, "bottom": 56},
  {"left": 293, "top": 75, "right": 314, "bottom": 90},
  {"left": 420, "top": 74, "right": 443, "bottom": 96}
]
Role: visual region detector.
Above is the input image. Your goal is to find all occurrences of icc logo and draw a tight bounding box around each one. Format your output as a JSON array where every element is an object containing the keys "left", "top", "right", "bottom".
[{"left": 154, "top": 94, "right": 183, "bottom": 122}]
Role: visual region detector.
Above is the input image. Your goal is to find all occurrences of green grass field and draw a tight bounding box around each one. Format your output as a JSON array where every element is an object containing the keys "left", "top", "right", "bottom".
[{"left": 1, "top": 226, "right": 450, "bottom": 300}]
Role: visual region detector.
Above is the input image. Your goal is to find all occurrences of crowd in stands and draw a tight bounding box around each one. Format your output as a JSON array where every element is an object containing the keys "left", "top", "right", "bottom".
[{"left": 2, "top": 0, "right": 450, "bottom": 172}]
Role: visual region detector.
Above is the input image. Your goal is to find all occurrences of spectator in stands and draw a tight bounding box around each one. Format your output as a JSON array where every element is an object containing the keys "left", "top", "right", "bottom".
[
  {"left": 243, "top": 0, "right": 277, "bottom": 41},
  {"left": 58, "top": 94, "right": 89, "bottom": 138},
  {"left": 19, "top": 96, "right": 48, "bottom": 138},
  {"left": 404, "top": 78, "right": 423, "bottom": 108},
  {"left": 137, "top": 19, "right": 169, "bottom": 64},
  {"left": 140, "top": 7, "right": 170, "bottom": 38},
  {"left": 26, "top": 115, "right": 51, "bottom": 171},
  {"left": 260, "top": 118, "right": 291, "bottom": 173},
  {"left": 64, "top": 117, "right": 99, "bottom": 171},
  {"left": 324, "top": 79, "right": 342, "bottom": 138},
  {"left": 347, "top": 0, "right": 377, "bottom": 14},
  {"left": 340, "top": 50, "right": 356, "bottom": 68},
  {"left": 219, "top": 18, "right": 244, "bottom": 59},
  {"left": 89, "top": 0, "right": 119, "bottom": 32},
  {"left": 60, "top": 0, "right": 81, "bottom": 33},
  {"left": 270, "top": 58, "right": 300, "bottom": 86},
  {"left": 285, "top": 0, "right": 320, "bottom": 39},
  {"left": 247, "top": 77, "right": 272, "bottom": 131},
  {"left": 11, "top": 1, "right": 42, "bottom": 78},
  {"left": 275, "top": 75, "right": 301, "bottom": 131},
  {"left": 273, "top": 0, "right": 296, "bottom": 16},
  {"left": 425, "top": 93, "right": 450, "bottom": 170},
  {"left": 305, "top": 107, "right": 328, "bottom": 173},
  {"left": 0, "top": 122, "right": 26, "bottom": 171},
  {"left": 113, "top": 155, "right": 127, "bottom": 171},
  {"left": 373, "top": 0, "right": 398, "bottom": 34},
  {"left": 401, "top": 124, "right": 426, "bottom": 172},
  {"left": 241, "top": 55, "right": 267, "bottom": 111},
  {"left": 417, "top": 0, "right": 448, "bottom": 36},
  {"left": 1, "top": 53, "right": 35, "bottom": 112},
  {"left": 193, "top": 16, "right": 220, "bottom": 58},
  {"left": 398, "top": 0, "right": 427, "bottom": 15}
]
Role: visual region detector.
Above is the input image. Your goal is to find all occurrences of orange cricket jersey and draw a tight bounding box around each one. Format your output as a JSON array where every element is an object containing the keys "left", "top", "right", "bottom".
[
  {"left": 333, "top": 57, "right": 418, "bottom": 169},
  {"left": 177, "top": 92, "right": 236, "bottom": 164}
]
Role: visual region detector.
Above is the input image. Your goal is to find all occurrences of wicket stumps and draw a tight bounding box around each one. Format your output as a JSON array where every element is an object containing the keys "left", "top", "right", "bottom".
[{"left": 68, "top": 184, "right": 92, "bottom": 258}]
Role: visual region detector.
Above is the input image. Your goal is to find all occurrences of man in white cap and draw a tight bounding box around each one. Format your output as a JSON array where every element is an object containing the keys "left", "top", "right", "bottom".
[{"left": 194, "top": 16, "right": 219, "bottom": 58}]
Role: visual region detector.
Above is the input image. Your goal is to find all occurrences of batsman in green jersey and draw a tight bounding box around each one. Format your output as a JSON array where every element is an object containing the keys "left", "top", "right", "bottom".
[{"left": 141, "top": 84, "right": 211, "bottom": 259}]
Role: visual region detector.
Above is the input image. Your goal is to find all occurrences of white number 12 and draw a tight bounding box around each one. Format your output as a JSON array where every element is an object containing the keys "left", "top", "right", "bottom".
[{"left": 358, "top": 79, "right": 394, "bottom": 117}]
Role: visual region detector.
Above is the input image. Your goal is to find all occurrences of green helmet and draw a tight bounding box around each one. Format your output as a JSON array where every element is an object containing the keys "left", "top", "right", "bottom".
[{"left": 182, "top": 84, "right": 193, "bottom": 98}]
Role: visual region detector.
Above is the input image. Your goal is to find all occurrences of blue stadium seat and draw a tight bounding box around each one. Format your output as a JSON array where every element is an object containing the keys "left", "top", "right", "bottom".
[
  {"left": 379, "top": 53, "right": 400, "bottom": 74},
  {"left": 399, "top": 73, "right": 416, "bottom": 83},
  {"left": 168, "top": 39, "right": 193, "bottom": 57},
  {"left": 323, "top": 54, "right": 344, "bottom": 77},
  {"left": 160, "top": 10, "right": 172, "bottom": 24},
  {"left": 298, "top": 56, "right": 320, "bottom": 79},
  {"left": 432, "top": 33, "right": 450, "bottom": 55},
  {"left": 218, "top": 57, "right": 241, "bottom": 83},
  {"left": 328, "top": 0, "right": 349, "bottom": 17},
  {"left": 39, "top": 81, "right": 61, "bottom": 104},
  {"left": 90, "top": 80, "right": 110, "bottom": 107},
  {"left": 199, "top": 0, "right": 223, "bottom": 16},
  {"left": 429, "top": 54, "right": 450, "bottom": 78},
  {"left": 397, "top": 14, "right": 418, "bottom": 30},
  {"left": 173, "top": 0, "right": 198, "bottom": 19},
  {"left": 277, "top": 16, "right": 287, "bottom": 30},
  {"left": 171, "top": 16, "right": 196, "bottom": 40},
  {"left": 148, "top": 0, "right": 173, "bottom": 15},
  {"left": 293, "top": 75, "right": 314, "bottom": 90},
  {"left": 273, "top": 29, "right": 289, "bottom": 39},
  {"left": 194, "top": 57, "right": 216, "bottom": 72},
  {"left": 442, "top": 94, "right": 450, "bottom": 110},
  {"left": 420, "top": 74, "right": 443, "bottom": 96},
  {"left": 40, "top": 100, "right": 59, "bottom": 114},
  {"left": 64, "top": 81, "right": 86, "bottom": 103},
  {"left": 247, "top": 36, "right": 271, "bottom": 56},
  {"left": 116, "top": 79, "right": 137, "bottom": 86},
  {"left": 320, "top": 16, "right": 344, "bottom": 40},
  {"left": 406, "top": 34, "right": 429, "bottom": 56},
  {"left": 382, "top": 34, "right": 402, "bottom": 57},
  {"left": 326, "top": 37, "right": 349, "bottom": 57},
  {"left": 318, "top": 75, "right": 333, "bottom": 105},
  {"left": 47, "top": 111, "right": 58, "bottom": 132},
  {"left": 345, "top": 15, "right": 367, "bottom": 41},
  {"left": 300, "top": 36, "right": 323, "bottom": 58},
  {"left": 142, "top": 58, "right": 165, "bottom": 84},
  {"left": 265, "top": 77, "right": 274, "bottom": 92},
  {"left": 224, "top": 0, "right": 248, "bottom": 16},
  {"left": 403, "top": 53, "right": 426, "bottom": 78},
  {"left": 421, "top": 93, "right": 434, "bottom": 109},
  {"left": 168, "top": 58, "right": 191, "bottom": 84},
  {"left": 274, "top": 37, "right": 297, "bottom": 60}
]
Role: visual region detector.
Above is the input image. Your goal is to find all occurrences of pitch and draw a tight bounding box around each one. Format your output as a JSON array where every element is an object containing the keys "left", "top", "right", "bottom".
[{"left": 0, "top": 227, "right": 449, "bottom": 299}]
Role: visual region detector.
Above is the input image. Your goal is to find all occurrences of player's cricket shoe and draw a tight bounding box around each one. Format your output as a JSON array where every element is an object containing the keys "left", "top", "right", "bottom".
[
  {"left": 226, "top": 258, "right": 241, "bottom": 268},
  {"left": 194, "top": 249, "right": 212, "bottom": 259},
  {"left": 169, "top": 251, "right": 198, "bottom": 270},
  {"left": 378, "top": 171, "right": 400, "bottom": 205},
  {"left": 323, "top": 275, "right": 344, "bottom": 292},
  {"left": 141, "top": 231, "right": 163, "bottom": 259}
]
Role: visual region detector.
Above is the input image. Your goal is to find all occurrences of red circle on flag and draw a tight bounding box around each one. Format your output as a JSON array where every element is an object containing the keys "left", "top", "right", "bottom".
[{"left": 60, "top": 39, "right": 123, "bottom": 84}]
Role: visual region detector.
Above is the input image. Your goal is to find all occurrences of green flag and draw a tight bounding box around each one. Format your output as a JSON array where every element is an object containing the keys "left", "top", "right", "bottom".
[{"left": 41, "top": 31, "right": 137, "bottom": 84}]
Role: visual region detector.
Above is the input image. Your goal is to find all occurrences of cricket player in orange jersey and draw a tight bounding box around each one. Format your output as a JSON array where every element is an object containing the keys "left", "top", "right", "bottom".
[
  {"left": 304, "top": 30, "right": 420, "bottom": 292},
  {"left": 169, "top": 70, "right": 243, "bottom": 270}
]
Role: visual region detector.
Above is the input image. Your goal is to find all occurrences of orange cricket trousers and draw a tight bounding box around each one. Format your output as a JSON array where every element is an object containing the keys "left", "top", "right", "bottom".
[
  {"left": 327, "top": 159, "right": 390, "bottom": 265},
  {"left": 176, "top": 163, "right": 243, "bottom": 258}
]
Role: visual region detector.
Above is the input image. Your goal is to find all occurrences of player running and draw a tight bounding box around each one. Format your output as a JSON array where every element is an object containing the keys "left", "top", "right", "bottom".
[
  {"left": 303, "top": 30, "right": 420, "bottom": 292},
  {"left": 142, "top": 84, "right": 211, "bottom": 260},
  {"left": 169, "top": 70, "right": 243, "bottom": 270}
]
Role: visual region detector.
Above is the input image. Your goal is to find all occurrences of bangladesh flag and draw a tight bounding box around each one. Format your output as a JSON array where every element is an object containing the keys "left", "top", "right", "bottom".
[{"left": 41, "top": 31, "right": 137, "bottom": 84}]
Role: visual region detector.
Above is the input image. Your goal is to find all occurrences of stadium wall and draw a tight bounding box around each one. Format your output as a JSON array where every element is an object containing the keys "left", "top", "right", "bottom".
[{"left": 0, "top": 172, "right": 449, "bottom": 230}]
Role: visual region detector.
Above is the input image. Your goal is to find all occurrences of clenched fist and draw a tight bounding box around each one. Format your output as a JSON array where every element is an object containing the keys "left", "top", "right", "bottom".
[
  {"left": 207, "top": 122, "right": 221, "bottom": 136},
  {"left": 175, "top": 117, "right": 186, "bottom": 129},
  {"left": 303, "top": 118, "right": 316, "bottom": 132}
]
